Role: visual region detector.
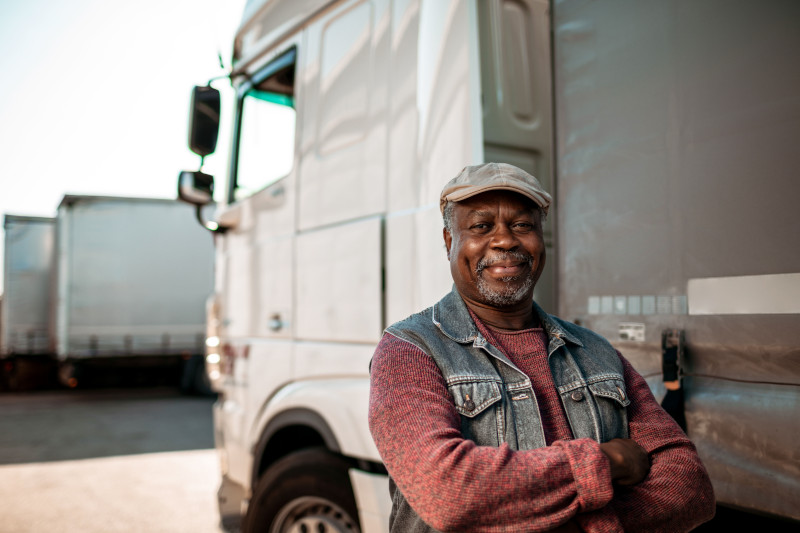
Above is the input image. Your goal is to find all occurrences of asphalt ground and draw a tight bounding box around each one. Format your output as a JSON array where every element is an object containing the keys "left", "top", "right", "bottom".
[
  {"left": 0, "top": 387, "right": 794, "bottom": 532},
  {"left": 0, "top": 388, "right": 224, "bottom": 533}
]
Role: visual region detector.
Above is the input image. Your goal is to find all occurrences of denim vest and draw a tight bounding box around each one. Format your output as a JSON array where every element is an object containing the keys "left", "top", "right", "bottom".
[{"left": 382, "top": 289, "right": 630, "bottom": 533}]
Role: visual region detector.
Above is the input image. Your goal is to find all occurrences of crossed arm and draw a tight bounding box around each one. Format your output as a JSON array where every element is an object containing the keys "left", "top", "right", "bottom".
[{"left": 368, "top": 334, "right": 715, "bottom": 532}]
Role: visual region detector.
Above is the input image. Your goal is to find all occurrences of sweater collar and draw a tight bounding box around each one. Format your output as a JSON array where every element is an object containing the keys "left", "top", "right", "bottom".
[{"left": 432, "top": 287, "right": 583, "bottom": 348}]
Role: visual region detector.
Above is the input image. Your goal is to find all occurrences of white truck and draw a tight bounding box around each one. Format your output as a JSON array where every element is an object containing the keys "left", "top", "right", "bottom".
[
  {"left": 1, "top": 215, "right": 57, "bottom": 389},
  {"left": 53, "top": 195, "right": 215, "bottom": 389},
  {"left": 178, "top": 0, "right": 799, "bottom": 531}
]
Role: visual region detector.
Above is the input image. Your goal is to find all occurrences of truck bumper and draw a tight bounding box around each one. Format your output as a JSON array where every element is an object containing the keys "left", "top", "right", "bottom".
[{"left": 218, "top": 473, "right": 246, "bottom": 532}]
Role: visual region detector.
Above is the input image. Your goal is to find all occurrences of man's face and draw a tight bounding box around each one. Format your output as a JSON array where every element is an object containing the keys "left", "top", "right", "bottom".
[{"left": 443, "top": 191, "right": 545, "bottom": 309}]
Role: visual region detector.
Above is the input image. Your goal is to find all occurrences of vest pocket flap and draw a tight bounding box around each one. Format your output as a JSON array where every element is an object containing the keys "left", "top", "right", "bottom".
[
  {"left": 589, "top": 378, "right": 631, "bottom": 407},
  {"left": 448, "top": 380, "right": 502, "bottom": 417}
]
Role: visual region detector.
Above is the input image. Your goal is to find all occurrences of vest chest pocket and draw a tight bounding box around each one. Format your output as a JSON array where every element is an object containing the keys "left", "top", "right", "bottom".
[
  {"left": 447, "top": 379, "right": 503, "bottom": 446},
  {"left": 588, "top": 376, "right": 630, "bottom": 406},
  {"left": 588, "top": 376, "right": 630, "bottom": 441}
]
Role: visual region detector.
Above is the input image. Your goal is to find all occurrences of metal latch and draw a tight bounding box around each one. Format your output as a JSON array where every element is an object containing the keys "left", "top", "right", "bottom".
[
  {"left": 661, "top": 329, "right": 687, "bottom": 432},
  {"left": 661, "top": 329, "right": 684, "bottom": 383}
]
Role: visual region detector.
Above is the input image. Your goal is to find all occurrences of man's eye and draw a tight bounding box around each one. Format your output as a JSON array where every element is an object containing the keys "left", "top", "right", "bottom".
[
  {"left": 513, "top": 222, "right": 534, "bottom": 230},
  {"left": 471, "top": 223, "right": 490, "bottom": 230}
]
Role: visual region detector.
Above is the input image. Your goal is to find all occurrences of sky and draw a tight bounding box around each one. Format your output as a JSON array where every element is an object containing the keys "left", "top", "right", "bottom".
[{"left": 0, "top": 0, "right": 246, "bottom": 291}]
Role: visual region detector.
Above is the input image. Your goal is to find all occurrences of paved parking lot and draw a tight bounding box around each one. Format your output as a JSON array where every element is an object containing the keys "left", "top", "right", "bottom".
[
  {"left": 0, "top": 388, "right": 225, "bottom": 533},
  {"left": 1, "top": 388, "right": 793, "bottom": 532}
]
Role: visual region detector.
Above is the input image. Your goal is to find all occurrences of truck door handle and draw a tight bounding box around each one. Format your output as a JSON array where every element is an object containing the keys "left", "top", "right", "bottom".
[{"left": 268, "top": 314, "right": 284, "bottom": 332}]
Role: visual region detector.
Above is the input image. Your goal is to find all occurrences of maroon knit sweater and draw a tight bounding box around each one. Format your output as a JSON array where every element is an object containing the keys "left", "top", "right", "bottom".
[{"left": 368, "top": 315, "right": 715, "bottom": 532}]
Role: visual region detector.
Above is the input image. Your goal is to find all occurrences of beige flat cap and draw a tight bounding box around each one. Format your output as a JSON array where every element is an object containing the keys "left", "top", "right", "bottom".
[{"left": 439, "top": 162, "right": 552, "bottom": 215}]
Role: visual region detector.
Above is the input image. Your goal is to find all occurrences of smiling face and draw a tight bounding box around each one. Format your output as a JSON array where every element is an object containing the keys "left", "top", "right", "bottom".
[{"left": 443, "top": 190, "right": 546, "bottom": 310}]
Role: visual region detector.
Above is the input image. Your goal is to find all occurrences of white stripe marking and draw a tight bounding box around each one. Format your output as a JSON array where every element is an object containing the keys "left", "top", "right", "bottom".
[{"left": 687, "top": 273, "right": 800, "bottom": 315}]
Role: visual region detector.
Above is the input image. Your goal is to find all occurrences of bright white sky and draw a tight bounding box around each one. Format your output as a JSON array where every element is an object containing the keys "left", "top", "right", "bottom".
[{"left": 0, "top": 0, "right": 246, "bottom": 291}]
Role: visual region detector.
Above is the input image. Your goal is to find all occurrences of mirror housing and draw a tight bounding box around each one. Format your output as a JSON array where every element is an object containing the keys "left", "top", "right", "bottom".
[
  {"left": 177, "top": 171, "right": 227, "bottom": 234},
  {"left": 188, "top": 85, "right": 220, "bottom": 157},
  {"left": 178, "top": 170, "right": 214, "bottom": 206}
]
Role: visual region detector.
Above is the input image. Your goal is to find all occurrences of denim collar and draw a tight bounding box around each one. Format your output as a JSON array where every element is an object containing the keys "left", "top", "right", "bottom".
[{"left": 431, "top": 286, "right": 583, "bottom": 348}]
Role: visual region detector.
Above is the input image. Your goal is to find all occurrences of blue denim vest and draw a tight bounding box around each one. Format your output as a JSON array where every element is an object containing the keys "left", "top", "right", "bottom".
[{"left": 382, "top": 289, "right": 630, "bottom": 532}]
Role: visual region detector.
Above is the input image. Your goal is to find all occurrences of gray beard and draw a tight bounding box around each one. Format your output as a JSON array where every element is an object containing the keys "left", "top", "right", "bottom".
[{"left": 475, "top": 251, "right": 535, "bottom": 307}]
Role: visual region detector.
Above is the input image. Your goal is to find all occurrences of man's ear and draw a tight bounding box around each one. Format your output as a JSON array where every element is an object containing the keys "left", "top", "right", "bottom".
[{"left": 443, "top": 228, "right": 452, "bottom": 260}]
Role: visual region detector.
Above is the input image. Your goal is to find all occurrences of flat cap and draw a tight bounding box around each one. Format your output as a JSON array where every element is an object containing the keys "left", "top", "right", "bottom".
[{"left": 439, "top": 162, "right": 552, "bottom": 215}]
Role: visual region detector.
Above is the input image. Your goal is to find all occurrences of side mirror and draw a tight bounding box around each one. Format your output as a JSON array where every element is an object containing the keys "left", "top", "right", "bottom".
[
  {"left": 177, "top": 171, "right": 227, "bottom": 234},
  {"left": 188, "top": 86, "right": 220, "bottom": 157},
  {"left": 178, "top": 170, "right": 214, "bottom": 206}
]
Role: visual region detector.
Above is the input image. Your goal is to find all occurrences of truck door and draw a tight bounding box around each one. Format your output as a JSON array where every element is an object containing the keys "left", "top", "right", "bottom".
[
  {"left": 293, "top": 0, "right": 390, "bottom": 368},
  {"left": 215, "top": 42, "right": 301, "bottom": 486}
]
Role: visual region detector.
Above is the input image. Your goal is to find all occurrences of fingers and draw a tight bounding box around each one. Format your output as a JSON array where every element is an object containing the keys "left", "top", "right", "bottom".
[{"left": 599, "top": 438, "right": 650, "bottom": 486}]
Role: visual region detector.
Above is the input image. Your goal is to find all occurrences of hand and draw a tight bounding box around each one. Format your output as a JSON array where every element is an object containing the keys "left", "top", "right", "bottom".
[{"left": 600, "top": 438, "right": 650, "bottom": 486}]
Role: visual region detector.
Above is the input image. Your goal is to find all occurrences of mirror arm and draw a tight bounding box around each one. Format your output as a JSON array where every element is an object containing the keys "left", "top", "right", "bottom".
[
  {"left": 195, "top": 204, "right": 228, "bottom": 234},
  {"left": 206, "top": 74, "right": 231, "bottom": 86}
]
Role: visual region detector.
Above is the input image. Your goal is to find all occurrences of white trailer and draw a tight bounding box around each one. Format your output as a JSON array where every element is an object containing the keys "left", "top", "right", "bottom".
[
  {"left": 1, "top": 215, "right": 58, "bottom": 389},
  {"left": 177, "top": 0, "right": 799, "bottom": 531},
  {"left": 55, "top": 195, "right": 214, "bottom": 388},
  {"left": 1, "top": 215, "right": 56, "bottom": 357}
]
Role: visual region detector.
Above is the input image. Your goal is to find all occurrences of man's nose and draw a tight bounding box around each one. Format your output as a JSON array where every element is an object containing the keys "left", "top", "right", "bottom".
[{"left": 489, "top": 224, "right": 519, "bottom": 249}]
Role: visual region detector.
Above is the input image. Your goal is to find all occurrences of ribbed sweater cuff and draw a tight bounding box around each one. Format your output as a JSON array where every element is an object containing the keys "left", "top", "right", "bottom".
[
  {"left": 557, "top": 438, "right": 615, "bottom": 512},
  {"left": 575, "top": 506, "right": 624, "bottom": 533}
]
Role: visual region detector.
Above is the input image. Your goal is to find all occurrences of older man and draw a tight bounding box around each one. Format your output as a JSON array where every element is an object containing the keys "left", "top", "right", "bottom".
[{"left": 369, "top": 163, "right": 715, "bottom": 532}]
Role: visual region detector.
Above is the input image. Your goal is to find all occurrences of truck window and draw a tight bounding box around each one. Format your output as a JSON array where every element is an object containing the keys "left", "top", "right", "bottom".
[{"left": 233, "top": 57, "right": 296, "bottom": 201}]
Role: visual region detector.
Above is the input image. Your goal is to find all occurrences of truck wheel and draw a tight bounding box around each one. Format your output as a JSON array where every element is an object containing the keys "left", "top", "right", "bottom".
[
  {"left": 58, "top": 361, "right": 82, "bottom": 388},
  {"left": 244, "top": 448, "right": 361, "bottom": 533}
]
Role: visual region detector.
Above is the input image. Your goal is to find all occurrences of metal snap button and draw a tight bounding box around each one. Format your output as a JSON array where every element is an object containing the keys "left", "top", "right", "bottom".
[
  {"left": 616, "top": 386, "right": 626, "bottom": 401},
  {"left": 571, "top": 390, "right": 584, "bottom": 402},
  {"left": 464, "top": 394, "right": 476, "bottom": 411}
]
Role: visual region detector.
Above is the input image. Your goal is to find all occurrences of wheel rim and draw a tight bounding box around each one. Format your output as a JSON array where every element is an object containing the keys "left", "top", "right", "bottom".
[{"left": 270, "top": 496, "right": 359, "bottom": 533}]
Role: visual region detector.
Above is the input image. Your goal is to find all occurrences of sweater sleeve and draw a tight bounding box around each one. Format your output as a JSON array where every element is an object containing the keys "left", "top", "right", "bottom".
[
  {"left": 368, "top": 333, "right": 615, "bottom": 532},
  {"left": 597, "top": 354, "right": 716, "bottom": 532}
]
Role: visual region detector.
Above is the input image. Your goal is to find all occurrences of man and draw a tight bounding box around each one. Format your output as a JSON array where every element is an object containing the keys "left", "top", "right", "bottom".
[{"left": 368, "top": 163, "right": 715, "bottom": 532}]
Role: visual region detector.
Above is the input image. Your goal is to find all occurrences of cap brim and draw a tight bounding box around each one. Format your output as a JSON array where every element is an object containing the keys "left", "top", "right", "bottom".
[{"left": 440, "top": 184, "right": 549, "bottom": 214}]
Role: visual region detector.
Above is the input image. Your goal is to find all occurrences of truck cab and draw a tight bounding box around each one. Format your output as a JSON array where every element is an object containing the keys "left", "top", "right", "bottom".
[{"left": 178, "top": 0, "right": 800, "bottom": 531}]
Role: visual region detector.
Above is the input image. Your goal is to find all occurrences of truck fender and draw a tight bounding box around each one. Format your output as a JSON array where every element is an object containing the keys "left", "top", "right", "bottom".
[{"left": 248, "top": 377, "right": 384, "bottom": 484}]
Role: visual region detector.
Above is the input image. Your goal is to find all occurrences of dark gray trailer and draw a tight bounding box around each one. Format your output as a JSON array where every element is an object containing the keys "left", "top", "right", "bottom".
[{"left": 551, "top": 0, "right": 800, "bottom": 521}]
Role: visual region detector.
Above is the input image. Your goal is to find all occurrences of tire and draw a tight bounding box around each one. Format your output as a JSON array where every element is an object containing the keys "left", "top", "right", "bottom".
[{"left": 244, "top": 448, "right": 361, "bottom": 533}]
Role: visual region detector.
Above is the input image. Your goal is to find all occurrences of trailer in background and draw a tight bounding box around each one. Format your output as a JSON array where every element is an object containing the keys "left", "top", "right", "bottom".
[
  {"left": 1, "top": 215, "right": 58, "bottom": 389},
  {"left": 2, "top": 199, "right": 216, "bottom": 391},
  {"left": 51, "top": 195, "right": 215, "bottom": 390}
]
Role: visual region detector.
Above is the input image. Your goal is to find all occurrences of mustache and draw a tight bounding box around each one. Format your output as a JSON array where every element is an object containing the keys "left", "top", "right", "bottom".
[{"left": 476, "top": 250, "right": 534, "bottom": 275}]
